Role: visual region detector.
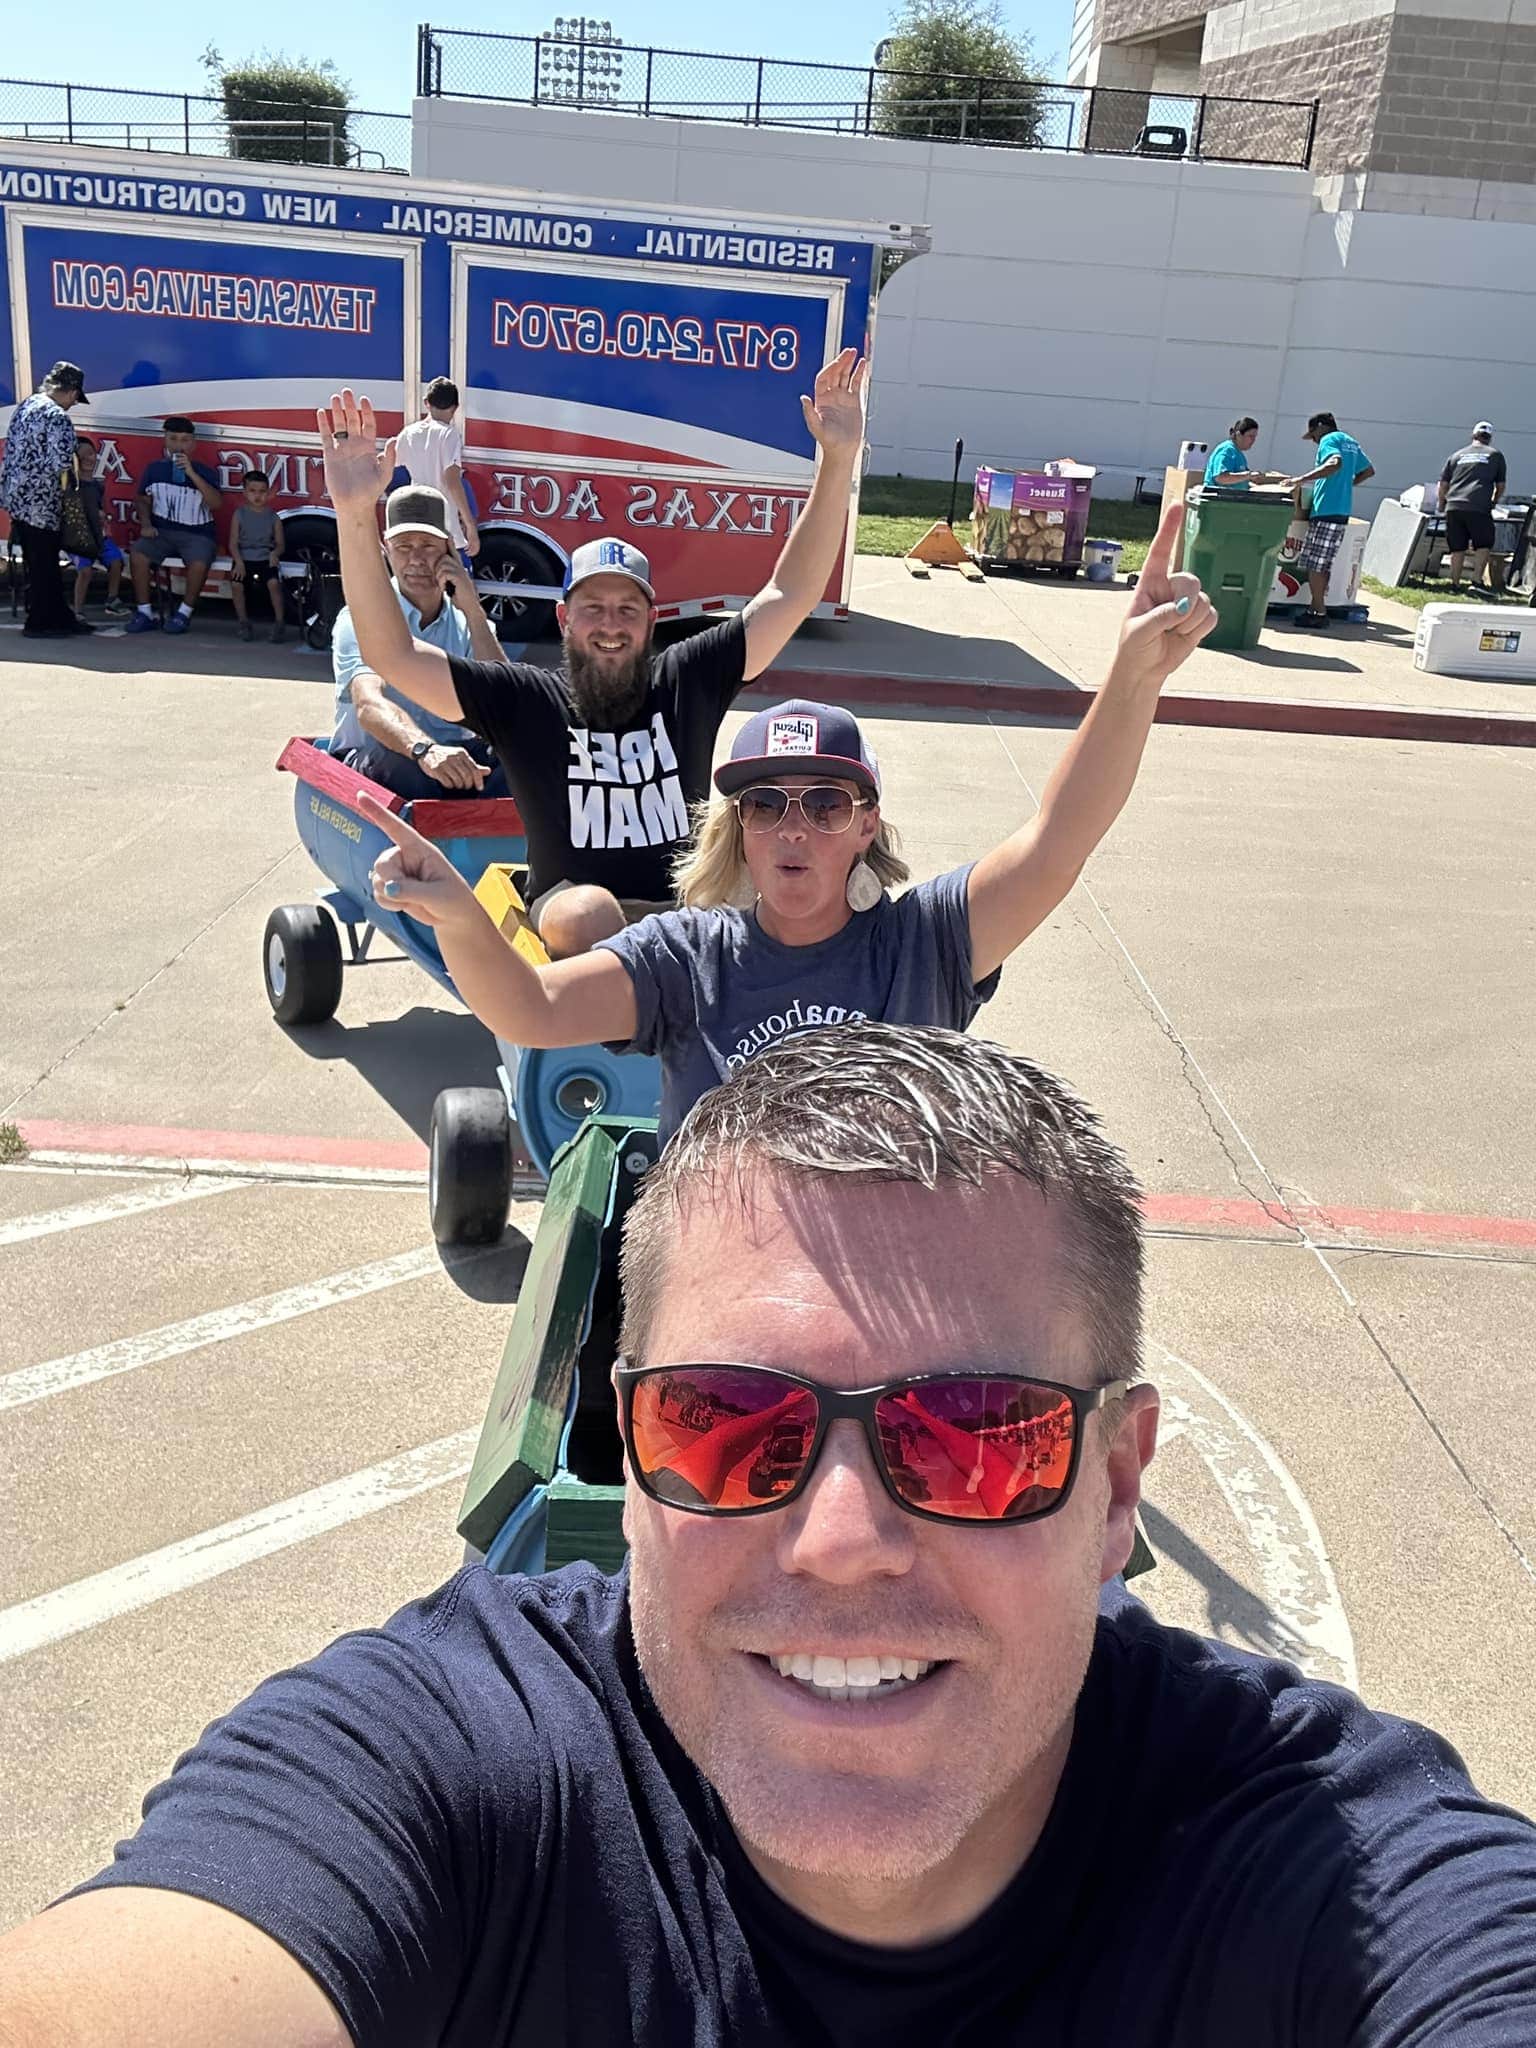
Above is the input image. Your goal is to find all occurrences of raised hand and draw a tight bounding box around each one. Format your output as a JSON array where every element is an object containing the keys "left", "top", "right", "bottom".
[
  {"left": 801, "top": 348, "right": 868, "bottom": 463},
  {"left": 359, "top": 791, "right": 483, "bottom": 930},
  {"left": 1113, "top": 503, "right": 1218, "bottom": 691},
  {"left": 316, "top": 391, "right": 397, "bottom": 518}
]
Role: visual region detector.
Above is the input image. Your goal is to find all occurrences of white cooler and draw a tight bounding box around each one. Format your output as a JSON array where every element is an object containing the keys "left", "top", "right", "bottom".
[{"left": 1413, "top": 604, "right": 1536, "bottom": 681}]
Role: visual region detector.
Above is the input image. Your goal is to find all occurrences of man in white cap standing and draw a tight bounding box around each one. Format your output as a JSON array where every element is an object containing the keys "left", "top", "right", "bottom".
[
  {"left": 1437, "top": 422, "right": 1507, "bottom": 596},
  {"left": 314, "top": 351, "right": 869, "bottom": 958}
]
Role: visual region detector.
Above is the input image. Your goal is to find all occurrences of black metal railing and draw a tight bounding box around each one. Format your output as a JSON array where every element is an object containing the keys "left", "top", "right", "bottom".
[
  {"left": 415, "top": 24, "right": 1318, "bottom": 169},
  {"left": 0, "top": 78, "right": 411, "bottom": 172}
]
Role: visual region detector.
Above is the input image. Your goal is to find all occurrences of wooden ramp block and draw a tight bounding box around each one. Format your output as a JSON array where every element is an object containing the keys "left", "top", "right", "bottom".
[
  {"left": 905, "top": 521, "right": 973, "bottom": 568},
  {"left": 903, "top": 557, "right": 930, "bottom": 578},
  {"left": 474, "top": 862, "right": 552, "bottom": 968}
]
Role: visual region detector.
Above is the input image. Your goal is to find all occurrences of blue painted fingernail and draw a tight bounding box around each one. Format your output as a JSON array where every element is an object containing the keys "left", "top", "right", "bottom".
[
  {"left": 1175, "top": 596, "right": 1192, "bottom": 615},
  {"left": 383, "top": 879, "right": 401, "bottom": 899}
]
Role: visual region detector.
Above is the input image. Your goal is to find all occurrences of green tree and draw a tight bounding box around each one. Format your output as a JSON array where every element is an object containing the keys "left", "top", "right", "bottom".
[
  {"left": 200, "top": 46, "right": 354, "bottom": 166},
  {"left": 874, "top": 0, "right": 1044, "bottom": 146}
]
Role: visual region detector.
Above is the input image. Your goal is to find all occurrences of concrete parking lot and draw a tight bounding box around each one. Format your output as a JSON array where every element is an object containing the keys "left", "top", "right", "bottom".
[{"left": 2, "top": 588, "right": 1532, "bottom": 1927}]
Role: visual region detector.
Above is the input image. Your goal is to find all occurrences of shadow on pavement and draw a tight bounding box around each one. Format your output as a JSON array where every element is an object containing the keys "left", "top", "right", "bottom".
[
  {"left": 283, "top": 1005, "right": 500, "bottom": 1141},
  {"left": 782, "top": 610, "right": 1075, "bottom": 690},
  {"left": 441, "top": 1233, "right": 531, "bottom": 1306},
  {"left": 1234, "top": 647, "right": 1362, "bottom": 673},
  {"left": 1138, "top": 1500, "right": 1321, "bottom": 1670}
]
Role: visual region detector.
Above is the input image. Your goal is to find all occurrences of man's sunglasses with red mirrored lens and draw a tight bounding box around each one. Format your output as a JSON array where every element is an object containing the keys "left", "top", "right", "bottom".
[
  {"left": 733, "top": 785, "right": 873, "bottom": 834},
  {"left": 615, "top": 1361, "right": 1129, "bottom": 1528}
]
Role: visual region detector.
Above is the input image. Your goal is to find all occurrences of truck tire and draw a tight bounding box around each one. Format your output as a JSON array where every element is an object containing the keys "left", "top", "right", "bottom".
[
  {"left": 263, "top": 905, "right": 343, "bottom": 1026},
  {"left": 473, "top": 532, "right": 561, "bottom": 644},
  {"left": 429, "top": 1087, "right": 513, "bottom": 1245}
]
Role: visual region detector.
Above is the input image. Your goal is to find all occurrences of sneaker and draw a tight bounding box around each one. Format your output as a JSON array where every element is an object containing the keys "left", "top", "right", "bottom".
[
  {"left": 237, "top": 619, "right": 254, "bottom": 641},
  {"left": 164, "top": 611, "right": 191, "bottom": 635},
  {"left": 270, "top": 620, "right": 287, "bottom": 643},
  {"left": 70, "top": 616, "right": 97, "bottom": 635},
  {"left": 125, "top": 610, "right": 161, "bottom": 634},
  {"left": 102, "top": 598, "right": 131, "bottom": 619},
  {"left": 1293, "top": 609, "right": 1330, "bottom": 629}
]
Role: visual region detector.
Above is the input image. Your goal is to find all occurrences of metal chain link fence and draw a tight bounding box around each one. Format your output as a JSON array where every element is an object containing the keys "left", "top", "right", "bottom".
[
  {"left": 416, "top": 26, "right": 1318, "bottom": 169},
  {"left": 0, "top": 78, "right": 410, "bottom": 172}
]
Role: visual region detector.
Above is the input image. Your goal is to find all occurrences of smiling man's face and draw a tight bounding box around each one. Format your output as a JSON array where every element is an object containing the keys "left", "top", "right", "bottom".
[{"left": 624, "top": 1170, "right": 1152, "bottom": 1921}]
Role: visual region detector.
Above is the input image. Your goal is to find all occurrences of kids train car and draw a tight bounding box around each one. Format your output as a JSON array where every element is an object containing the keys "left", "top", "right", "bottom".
[{"left": 0, "top": 144, "right": 927, "bottom": 631}]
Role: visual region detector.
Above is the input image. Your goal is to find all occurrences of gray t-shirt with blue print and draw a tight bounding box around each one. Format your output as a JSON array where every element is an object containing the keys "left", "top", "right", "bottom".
[{"left": 596, "top": 862, "right": 1000, "bottom": 1142}]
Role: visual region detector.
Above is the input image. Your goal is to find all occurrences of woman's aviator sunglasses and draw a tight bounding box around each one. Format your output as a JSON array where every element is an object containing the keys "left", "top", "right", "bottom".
[
  {"left": 615, "top": 1360, "right": 1130, "bottom": 1527},
  {"left": 733, "top": 784, "right": 874, "bottom": 834}
]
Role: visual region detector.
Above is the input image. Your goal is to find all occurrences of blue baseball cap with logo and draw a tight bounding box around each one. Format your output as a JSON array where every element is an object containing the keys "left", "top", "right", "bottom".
[
  {"left": 563, "top": 536, "right": 655, "bottom": 602},
  {"left": 714, "top": 699, "right": 881, "bottom": 799}
]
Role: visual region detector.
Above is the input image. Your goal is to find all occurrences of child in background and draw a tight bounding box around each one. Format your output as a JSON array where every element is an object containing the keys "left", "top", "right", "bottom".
[
  {"left": 230, "top": 471, "right": 286, "bottom": 642},
  {"left": 69, "top": 439, "right": 129, "bottom": 619}
]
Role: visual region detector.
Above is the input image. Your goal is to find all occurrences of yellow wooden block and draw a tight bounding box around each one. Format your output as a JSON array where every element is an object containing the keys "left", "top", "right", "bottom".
[{"left": 473, "top": 864, "right": 552, "bottom": 968}]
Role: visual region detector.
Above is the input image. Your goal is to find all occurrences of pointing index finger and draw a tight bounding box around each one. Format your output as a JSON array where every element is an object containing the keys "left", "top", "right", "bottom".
[{"left": 356, "top": 788, "right": 427, "bottom": 853}]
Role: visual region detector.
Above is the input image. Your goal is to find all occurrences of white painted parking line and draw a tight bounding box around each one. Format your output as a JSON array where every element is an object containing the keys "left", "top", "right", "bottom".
[
  {"left": 0, "top": 1247, "right": 444, "bottom": 1415},
  {"left": 1151, "top": 1343, "right": 1358, "bottom": 1689},
  {"left": 0, "top": 1175, "right": 248, "bottom": 1248},
  {"left": 0, "top": 1429, "right": 478, "bottom": 1664}
]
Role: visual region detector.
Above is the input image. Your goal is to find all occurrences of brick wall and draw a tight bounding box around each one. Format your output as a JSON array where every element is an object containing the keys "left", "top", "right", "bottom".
[
  {"left": 1201, "top": 16, "right": 1391, "bottom": 171},
  {"left": 1375, "top": 16, "right": 1536, "bottom": 183},
  {"left": 1098, "top": 0, "right": 1212, "bottom": 44}
]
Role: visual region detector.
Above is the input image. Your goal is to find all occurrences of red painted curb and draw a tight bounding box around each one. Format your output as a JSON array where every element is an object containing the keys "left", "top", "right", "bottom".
[
  {"left": 18, "top": 1120, "right": 427, "bottom": 1172},
  {"left": 16, "top": 1120, "right": 1535, "bottom": 1253},
  {"left": 757, "top": 667, "right": 1536, "bottom": 748},
  {"left": 1141, "top": 1192, "right": 1536, "bottom": 1252}
]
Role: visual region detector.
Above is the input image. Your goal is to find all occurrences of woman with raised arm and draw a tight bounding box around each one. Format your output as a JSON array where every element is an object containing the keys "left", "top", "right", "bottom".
[{"left": 361, "top": 503, "right": 1216, "bottom": 1143}]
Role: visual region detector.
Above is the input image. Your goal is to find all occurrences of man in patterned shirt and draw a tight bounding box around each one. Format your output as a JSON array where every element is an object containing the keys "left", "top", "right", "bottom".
[{"left": 0, "top": 359, "right": 90, "bottom": 639}]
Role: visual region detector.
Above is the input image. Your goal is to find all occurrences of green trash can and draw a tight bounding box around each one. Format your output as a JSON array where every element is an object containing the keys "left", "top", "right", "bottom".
[{"left": 1183, "top": 485, "right": 1295, "bottom": 650}]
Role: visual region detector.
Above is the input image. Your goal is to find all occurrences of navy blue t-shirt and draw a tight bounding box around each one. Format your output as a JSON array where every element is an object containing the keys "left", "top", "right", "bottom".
[
  {"left": 597, "top": 864, "right": 1000, "bottom": 1142},
  {"left": 73, "top": 1567, "right": 1535, "bottom": 2045}
]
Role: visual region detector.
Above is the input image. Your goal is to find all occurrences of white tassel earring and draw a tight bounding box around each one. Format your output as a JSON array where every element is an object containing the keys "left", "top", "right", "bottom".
[{"left": 845, "top": 858, "right": 883, "bottom": 912}]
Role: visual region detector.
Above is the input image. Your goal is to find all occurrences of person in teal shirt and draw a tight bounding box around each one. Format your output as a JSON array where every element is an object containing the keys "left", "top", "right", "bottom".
[
  {"left": 1202, "top": 417, "right": 1286, "bottom": 489},
  {"left": 1286, "top": 411, "right": 1375, "bottom": 628}
]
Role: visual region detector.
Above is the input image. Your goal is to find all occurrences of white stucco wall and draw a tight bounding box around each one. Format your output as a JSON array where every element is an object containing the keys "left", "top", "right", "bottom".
[{"left": 412, "top": 98, "right": 1536, "bottom": 502}]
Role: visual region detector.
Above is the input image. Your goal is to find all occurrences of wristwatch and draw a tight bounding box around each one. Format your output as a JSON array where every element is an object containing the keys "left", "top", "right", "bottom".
[{"left": 410, "top": 739, "right": 434, "bottom": 762}]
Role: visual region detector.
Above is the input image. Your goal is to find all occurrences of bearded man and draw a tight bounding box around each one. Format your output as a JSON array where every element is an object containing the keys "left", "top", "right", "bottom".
[{"left": 317, "top": 363, "right": 868, "bottom": 959}]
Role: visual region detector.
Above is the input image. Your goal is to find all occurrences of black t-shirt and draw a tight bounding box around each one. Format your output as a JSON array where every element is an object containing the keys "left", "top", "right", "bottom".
[
  {"left": 74, "top": 1566, "right": 1536, "bottom": 2046},
  {"left": 449, "top": 616, "right": 748, "bottom": 902}
]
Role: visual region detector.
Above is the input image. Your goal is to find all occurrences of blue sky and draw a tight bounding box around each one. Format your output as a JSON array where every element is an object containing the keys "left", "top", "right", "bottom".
[{"left": 53, "top": 0, "right": 1077, "bottom": 112}]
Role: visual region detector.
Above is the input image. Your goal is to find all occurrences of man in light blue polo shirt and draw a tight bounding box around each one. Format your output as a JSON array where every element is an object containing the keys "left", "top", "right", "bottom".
[
  {"left": 330, "top": 485, "right": 511, "bottom": 798},
  {"left": 1285, "top": 411, "right": 1374, "bottom": 629}
]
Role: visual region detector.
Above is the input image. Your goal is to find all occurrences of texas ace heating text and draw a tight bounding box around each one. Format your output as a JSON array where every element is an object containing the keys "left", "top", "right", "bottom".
[{"left": 0, "top": 149, "right": 928, "bottom": 622}]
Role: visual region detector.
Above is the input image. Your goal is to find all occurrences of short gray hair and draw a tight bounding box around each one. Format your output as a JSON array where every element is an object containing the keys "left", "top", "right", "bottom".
[{"left": 619, "top": 1024, "right": 1144, "bottom": 1386}]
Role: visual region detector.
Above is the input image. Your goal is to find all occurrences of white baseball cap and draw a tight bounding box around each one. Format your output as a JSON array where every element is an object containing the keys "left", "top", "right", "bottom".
[{"left": 1473, "top": 421, "right": 1494, "bottom": 437}]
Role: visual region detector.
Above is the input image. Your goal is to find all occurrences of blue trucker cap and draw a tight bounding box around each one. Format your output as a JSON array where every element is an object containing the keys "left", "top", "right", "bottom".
[
  {"left": 714, "top": 699, "right": 881, "bottom": 799},
  {"left": 563, "top": 536, "right": 655, "bottom": 601}
]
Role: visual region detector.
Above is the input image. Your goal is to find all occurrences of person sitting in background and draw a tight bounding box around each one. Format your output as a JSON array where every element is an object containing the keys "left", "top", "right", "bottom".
[
  {"left": 126, "top": 416, "right": 222, "bottom": 636},
  {"left": 360, "top": 503, "right": 1218, "bottom": 1144},
  {"left": 229, "top": 471, "right": 286, "bottom": 643},
  {"left": 0, "top": 358, "right": 89, "bottom": 638},
  {"left": 1438, "top": 422, "right": 1507, "bottom": 597},
  {"left": 68, "top": 437, "right": 128, "bottom": 621},
  {"left": 394, "top": 376, "right": 479, "bottom": 564},
  {"left": 1202, "top": 418, "right": 1286, "bottom": 490},
  {"left": 329, "top": 484, "right": 510, "bottom": 802},
  {"left": 1285, "top": 411, "right": 1374, "bottom": 631}
]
